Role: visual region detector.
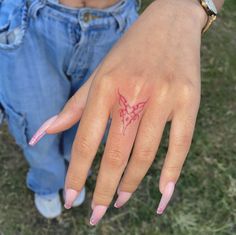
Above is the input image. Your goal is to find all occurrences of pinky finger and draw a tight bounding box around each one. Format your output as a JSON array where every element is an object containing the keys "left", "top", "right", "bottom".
[{"left": 157, "top": 106, "right": 199, "bottom": 214}]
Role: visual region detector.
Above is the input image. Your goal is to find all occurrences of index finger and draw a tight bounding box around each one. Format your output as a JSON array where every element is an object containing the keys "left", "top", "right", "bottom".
[{"left": 64, "top": 80, "right": 114, "bottom": 208}]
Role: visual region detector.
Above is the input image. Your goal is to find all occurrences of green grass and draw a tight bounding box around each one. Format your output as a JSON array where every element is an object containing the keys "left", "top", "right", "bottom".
[{"left": 0, "top": 0, "right": 236, "bottom": 234}]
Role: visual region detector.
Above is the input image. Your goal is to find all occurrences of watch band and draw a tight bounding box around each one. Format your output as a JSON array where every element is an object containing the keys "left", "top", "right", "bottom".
[
  {"left": 202, "top": 14, "right": 217, "bottom": 33},
  {"left": 199, "top": 0, "right": 217, "bottom": 33}
]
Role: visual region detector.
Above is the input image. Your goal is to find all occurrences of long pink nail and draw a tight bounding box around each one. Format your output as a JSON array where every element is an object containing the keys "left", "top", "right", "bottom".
[
  {"left": 156, "top": 181, "right": 175, "bottom": 215},
  {"left": 64, "top": 189, "right": 79, "bottom": 209},
  {"left": 90, "top": 205, "right": 108, "bottom": 226},
  {"left": 29, "top": 115, "right": 58, "bottom": 146},
  {"left": 114, "top": 191, "right": 132, "bottom": 208}
]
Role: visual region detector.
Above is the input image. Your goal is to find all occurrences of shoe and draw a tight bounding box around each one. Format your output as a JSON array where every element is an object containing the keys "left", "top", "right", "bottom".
[
  {"left": 63, "top": 187, "right": 86, "bottom": 207},
  {"left": 34, "top": 193, "right": 62, "bottom": 219},
  {"left": 72, "top": 187, "right": 86, "bottom": 207}
]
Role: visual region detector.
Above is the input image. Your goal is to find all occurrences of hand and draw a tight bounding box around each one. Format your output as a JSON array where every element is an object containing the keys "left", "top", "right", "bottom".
[{"left": 30, "top": 0, "right": 206, "bottom": 225}]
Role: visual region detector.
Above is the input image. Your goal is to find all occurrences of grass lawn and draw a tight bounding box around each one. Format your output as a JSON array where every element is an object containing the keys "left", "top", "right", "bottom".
[{"left": 0, "top": 0, "right": 235, "bottom": 234}]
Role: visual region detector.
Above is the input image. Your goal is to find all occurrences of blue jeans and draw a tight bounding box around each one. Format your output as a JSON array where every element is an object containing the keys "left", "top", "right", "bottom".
[{"left": 0, "top": 0, "right": 139, "bottom": 195}]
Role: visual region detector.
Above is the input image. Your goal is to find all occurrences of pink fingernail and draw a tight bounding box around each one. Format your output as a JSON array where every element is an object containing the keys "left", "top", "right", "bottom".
[
  {"left": 89, "top": 205, "right": 107, "bottom": 226},
  {"left": 29, "top": 115, "right": 58, "bottom": 146},
  {"left": 156, "top": 181, "right": 175, "bottom": 215},
  {"left": 64, "top": 188, "right": 78, "bottom": 209},
  {"left": 114, "top": 191, "right": 132, "bottom": 208}
]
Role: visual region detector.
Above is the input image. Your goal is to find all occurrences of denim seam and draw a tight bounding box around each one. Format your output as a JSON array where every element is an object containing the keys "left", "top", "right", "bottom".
[
  {"left": 66, "top": 31, "right": 88, "bottom": 77},
  {"left": 0, "top": 97, "right": 29, "bottom": 148}
]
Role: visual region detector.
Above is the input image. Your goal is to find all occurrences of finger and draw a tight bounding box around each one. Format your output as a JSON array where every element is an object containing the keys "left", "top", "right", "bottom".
[
  {"left": 64, "top": 80, "right": 114, "bottom": 208},
  {"left": 90, "top": 206, "right": 107, "bottom": 226},
  {"left": 114, "top": 98, "right": 169, "bottom": 208},
  {"left": 90, "top": 90, "right": 148, "bottom": 225},
  {"left": 28, "top": 115, "right": 58, "bottom": 146},
  {"left": 46, "top": 71, "right": 96, "bottom": 134},
  {"left": 157, "top": 104, "right": 199, "bottom": 214},
  {"left": 28, "top": 85, "right": 87, "bottom": 146},
  {"left": 28, "top": 67, "right": 99, "bottom": 146},
  {"left": 114, "top": 191, "right": 132, "bottom": 208}
]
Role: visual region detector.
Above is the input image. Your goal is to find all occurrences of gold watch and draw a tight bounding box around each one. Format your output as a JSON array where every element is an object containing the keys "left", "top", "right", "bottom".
[{"left": 199, "top": 0, "right": 218, "bottom": 33}]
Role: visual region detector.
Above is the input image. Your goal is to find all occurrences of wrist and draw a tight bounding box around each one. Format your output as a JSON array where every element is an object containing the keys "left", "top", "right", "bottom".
[
  {"left": 186, "top": 0, "right": 208, "bottom": 29},
  {"left": 151, "top": 0, "right": 208, "bottom": 31}
]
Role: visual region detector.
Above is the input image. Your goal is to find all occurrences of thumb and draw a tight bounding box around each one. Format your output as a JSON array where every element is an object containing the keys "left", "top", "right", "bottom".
[
  {"left": 47, "top": 65, "right": 102, "bottom": 134},
  {"left": 28, "top": 63, "right": 103, "bottom": 146},
  {"left": 28, "top": 77, "right": 92, "bottom": 146},
  {"left": 46, "top": 82, "right": 89, "bottom": 134}
]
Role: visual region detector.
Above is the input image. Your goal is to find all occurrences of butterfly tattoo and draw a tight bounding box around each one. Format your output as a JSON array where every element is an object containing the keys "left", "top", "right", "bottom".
[{"left": 118, "top": 89, "right": 148, "bottom": 135}]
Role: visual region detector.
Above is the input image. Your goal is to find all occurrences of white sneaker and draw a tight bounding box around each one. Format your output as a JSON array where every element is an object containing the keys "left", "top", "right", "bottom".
[
  {"left": 34, "top": 193, "right": 62, "bottom": 219},
  {"left": 72, "top": 187, "right": 86, "bottom": 207},
  {"left": 63, "top": 187, "right": 86, "bottom": 208}
]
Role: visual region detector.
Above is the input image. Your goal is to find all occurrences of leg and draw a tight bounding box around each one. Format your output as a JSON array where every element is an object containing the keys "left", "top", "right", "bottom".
[{"left": 0, "top": 0, "right": 72, "bottom": 195}]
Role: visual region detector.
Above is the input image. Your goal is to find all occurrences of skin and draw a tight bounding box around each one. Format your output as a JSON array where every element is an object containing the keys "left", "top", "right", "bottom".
[
  {"left": 59, "top": 0, "right": 120, "bottom": 8},
  {"left": 30, "top": 0, "right": 225, "bottom": 225}
]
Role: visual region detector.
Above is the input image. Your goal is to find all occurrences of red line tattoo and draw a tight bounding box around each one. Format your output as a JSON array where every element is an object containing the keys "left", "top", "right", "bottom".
[{"left": 118, "top": 89, "right": 148, "bottom": 135}]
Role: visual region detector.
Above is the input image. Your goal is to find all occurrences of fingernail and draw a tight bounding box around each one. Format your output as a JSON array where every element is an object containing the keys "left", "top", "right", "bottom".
[
  {"left": 29, "top": 115, "right": 58, "bottom": 146},
  {"left": 114, "top": 191, "right": 132, "bottom": 208},
  {"left": 156, "top": 181, "right": 175, "bottom": 215},
  {"left": 64, "top": 188, "right": 78, "bottom": 209},
  {"left": 89, "top": 205, "right": 107, "bottom": 226}
]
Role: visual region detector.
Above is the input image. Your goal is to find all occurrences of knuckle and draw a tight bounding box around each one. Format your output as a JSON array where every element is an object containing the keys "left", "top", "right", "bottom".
[
  {"left": 70, "top": 95, "right": 84, "bottom": 112},
  {"left": 75, "top": 135, "right": 92, "bottom": 157},
  {"left": 66, "top": 174, "right": 84, "bottom": 191},
  {"left": 93, "top": 74, "right": 114, "bottom": 94},
  {"left": 178, "top": 81, "right": 200, "bottom": 104},
  {"left": 134, "top": 148, "right": 155, "bottom": 165},
  {"left": 120, "top": 181, "right": 137, "bottom": 192},
  {"left": 157, "top": 75, "right": 173, "bottom": 99},
  {"left": 160, "top": 166, "right": 181, "bottom": 184},
  {"left": 173, "top": 134, "right": 192, "bottom": 149},
  {"left": 94, "top": 190, "right": 112, "bottom": 206},
  {"left": 162, "top": 164, "right": 182, "bottom": 173},
  {"left": 106, "top": 148, "right": 126, "bottom": 168}
]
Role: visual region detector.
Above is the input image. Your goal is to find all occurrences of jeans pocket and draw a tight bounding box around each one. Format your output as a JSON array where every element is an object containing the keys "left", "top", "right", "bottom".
[
  {"left": 0, "top": 0, "right": 28, "bottom": 50},
  {"left": 2, "top": 101, "right": 28, "bottom": 148}
]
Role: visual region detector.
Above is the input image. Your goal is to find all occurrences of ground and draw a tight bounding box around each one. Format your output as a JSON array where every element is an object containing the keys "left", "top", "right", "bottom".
[{"left": 0, "top": 0, "right": 235, "bottom": 234}]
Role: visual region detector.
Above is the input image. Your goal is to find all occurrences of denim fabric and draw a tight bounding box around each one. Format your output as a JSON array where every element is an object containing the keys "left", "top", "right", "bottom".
[{"left": 0, "top": 0, "right": 139, "bottom": 195}]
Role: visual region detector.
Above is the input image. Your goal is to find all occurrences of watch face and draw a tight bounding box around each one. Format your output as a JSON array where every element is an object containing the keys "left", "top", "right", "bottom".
[{"left": 205, "top": 0, "right": 218, "bottom": 14}]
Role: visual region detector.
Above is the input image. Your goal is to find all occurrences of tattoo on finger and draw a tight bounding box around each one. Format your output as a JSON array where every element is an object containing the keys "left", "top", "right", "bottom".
[{"left": 118, "top": 89, "right": 148, "bottom": 135}]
